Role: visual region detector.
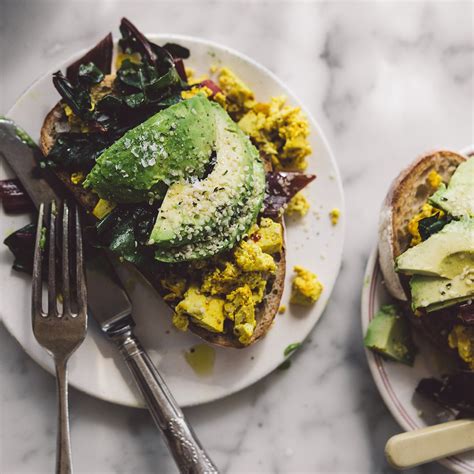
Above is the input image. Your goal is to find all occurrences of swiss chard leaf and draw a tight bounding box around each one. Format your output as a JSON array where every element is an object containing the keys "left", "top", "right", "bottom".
[
  {"left": 119, "top": 17, "right": 174, "bottom": 74},
  {"left": 53, "top": 71, "right": 93, "bottom": 120},
  {"left": 66, "top": 33, "right": 113, "bottom": 84},
  {"left": 47, "top": 131, "right": 122, "bottom": 171},
  {"left": 418, "top": 215, "right": 450, "bottom": 241},
  {"left": 0, "top": 179, "right": 34, "bottom": 213},
  {"left": 263, "top": 172, "right": 316, "bottom": 217},
  {"left": 3, "top": 223, "right": 36, "bottom": 273},
  {"left": 163, "top": 42, "right": 190, "bottom": 59},
  {"left": 77, "top": 62, "right": 105, "bottom": 86},
  {"left": 93, "top": 204, "right": 158, "bottom": 264},
  {"left": 416, "top": 371, "right": 474, "bottom": 417}
]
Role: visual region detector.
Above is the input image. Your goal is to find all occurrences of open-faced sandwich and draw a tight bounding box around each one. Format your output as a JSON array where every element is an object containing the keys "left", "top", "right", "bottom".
[
  {"left": 365, "top": 150, "right": 474, "bottom": 414},
  {"left": 3, "top": 19, "right": 320, "bottom": 348}
]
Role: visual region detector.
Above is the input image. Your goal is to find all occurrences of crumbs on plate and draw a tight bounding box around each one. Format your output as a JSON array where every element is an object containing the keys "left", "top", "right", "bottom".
[
  {"left": 290, "top": 265, "right": 323, "bottom": 306},
  {"left": 329, "top": 208, "right": 340, "bottom": 226}
]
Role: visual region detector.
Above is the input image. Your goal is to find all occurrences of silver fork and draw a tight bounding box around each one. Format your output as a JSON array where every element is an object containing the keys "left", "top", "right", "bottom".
[{"left": 32, "top": 201, "right": 87, "bottom": 474}]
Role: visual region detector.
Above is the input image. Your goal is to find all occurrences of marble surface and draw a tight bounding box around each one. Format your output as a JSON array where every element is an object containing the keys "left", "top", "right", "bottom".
[{"left": 0, "top": 0, "right": 472, "bottom": 472}]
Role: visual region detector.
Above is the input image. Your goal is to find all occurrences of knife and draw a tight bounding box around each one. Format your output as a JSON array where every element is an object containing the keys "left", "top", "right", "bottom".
[{"left": 0, "top": 119, "right": 218, "bottom": 474}]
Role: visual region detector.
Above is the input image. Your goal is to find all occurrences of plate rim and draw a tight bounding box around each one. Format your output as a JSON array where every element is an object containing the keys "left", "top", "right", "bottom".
[{"left": 2, "top": 33, "right": 345, "bottom": 408}]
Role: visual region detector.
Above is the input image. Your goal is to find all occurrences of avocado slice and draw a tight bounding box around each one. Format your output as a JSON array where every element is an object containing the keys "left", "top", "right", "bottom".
[
  {"left": 149, "top": 104, "right": 255, "bottom": 248},
  {"left": 154, "top": 151, "right": 265, "bottom": 262},
  {"left": 410, "top": 271, "right": 474, "bottom": 312},
  {"left": 396, "top": 219, "right": 474, "bottom": 278},
  {"left": 364, "top": 304, "right": 416, "bottom": 365},
  {"left": 429, "top": 157, "right": 474, "bottom": 217},
  {"left": 84, "top": 95, "right": 216, "bottom": 203}
]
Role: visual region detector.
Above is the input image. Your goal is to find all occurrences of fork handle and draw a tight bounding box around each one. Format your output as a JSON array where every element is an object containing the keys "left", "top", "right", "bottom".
[
  {"left": 112, "top": 327, "right": 218, "bottom": 474},
  {"left": 55, "top": 358, "right": 73, "bottom": 474}
]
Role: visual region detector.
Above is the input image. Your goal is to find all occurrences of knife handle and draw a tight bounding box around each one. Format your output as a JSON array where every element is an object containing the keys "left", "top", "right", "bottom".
[{"left": 111, "top": 327, "right": 218, "bottom": 474}]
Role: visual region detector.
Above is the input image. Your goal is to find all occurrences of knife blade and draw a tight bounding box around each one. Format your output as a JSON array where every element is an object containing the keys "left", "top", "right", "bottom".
[
  {"left": 0, "top": 118, "right": 133, "bottom": 329},
  {"left": 0, "top": 118, "right": 218, "bottom": 473}
]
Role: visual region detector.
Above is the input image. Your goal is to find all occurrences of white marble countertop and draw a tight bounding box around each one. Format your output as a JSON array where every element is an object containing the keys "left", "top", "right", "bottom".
[{"left": 1, "top": 1, "right": 472, "bottom": 472}]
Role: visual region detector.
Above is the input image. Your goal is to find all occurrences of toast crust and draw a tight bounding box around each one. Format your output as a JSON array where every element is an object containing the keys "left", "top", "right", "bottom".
[
  {"left": 40, "top": 97, "right": 287, "bottom": 348},
  {"left": 378, "top": 150, "right": 466, "bottom": 300}
]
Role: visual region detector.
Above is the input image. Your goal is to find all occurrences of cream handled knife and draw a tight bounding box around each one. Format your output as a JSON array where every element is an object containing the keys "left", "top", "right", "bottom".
[
  {"left": 0, "top": 119, "right": 218, "bottom": 474},
  {"left": 385, "top": 419, "right": 474, "bottom": 469}
]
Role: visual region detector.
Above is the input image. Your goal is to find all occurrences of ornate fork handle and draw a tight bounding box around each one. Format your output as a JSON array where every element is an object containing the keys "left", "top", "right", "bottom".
[{"left": 111, "top": 327, "right": 218, "bottom": 474}]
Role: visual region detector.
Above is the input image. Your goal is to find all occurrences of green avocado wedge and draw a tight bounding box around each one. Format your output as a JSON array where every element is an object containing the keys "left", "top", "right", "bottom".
[
  {"left": 364, "top": 304, "right": 416, "bottom": 366},
  {"left": 429, "top": 157, "right": 474, "bottom": 218},
  {"left": 84, "top": 95, "right": 216, "bottom": 203},
  {"left": 410, "top": 272, "right": 474, "bottom": 312},
  {"left": 154, "top": 152, "right": 265, "bottom": 262},
  {"left": 396, "top": 219, "right": 474, "bottom": 279},
  {"left": 149, "top": 103, "right": 257, "bottom": 249}
]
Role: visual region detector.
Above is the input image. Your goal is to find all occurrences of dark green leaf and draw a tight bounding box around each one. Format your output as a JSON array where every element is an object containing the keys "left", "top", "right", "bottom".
[
  {"left": 124, "top": 92, "right": 146, "bottom": 108},
  {"left": 47, "top": 132, "right": 121, "bottom": 171},
  {"left": 284, "top": 342, "right": 302, "bottom": 357},
  {"left": 78, "top": 62, "right": 105, "bottom": 85},
  {"left": 52, "top": 71, "right": 92, "bottom": 119},
  {"left": 418, "top": 215, "right": 449, "bottom": 241},
  {"left": 144, "top": 68, "right": 184, "bottom": 102},
  {"left": 94, "top": 204, "right": 159, "bottom": 264},
  {"left": 278, "top": 360, "right": 292, "bottom": 370}
]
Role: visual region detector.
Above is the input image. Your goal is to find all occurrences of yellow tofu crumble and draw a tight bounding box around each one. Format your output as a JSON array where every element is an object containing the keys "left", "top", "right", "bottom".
[
  {"left": 216, "top": 68, "right": 312, "bottom": 170},
  {"left": 448, "top": 325, "right": 474, "bottom": 370},
  {"left": 70, "top": 171, "right": 85, "bottom": 185},
  {"left": 329, "top": 208, "right": 341, "bottom": 226},
  {"left": 290, "top": 265, "right": 323, "bottom": 306},
  {"left": 164, "top": 219, "right": 283, "bottom": 345},
  {"left": 427, "top": 170, "right": 442, "bottom": 189},
  {"left": 238, "top": 96, "right": 311, "bottom": 170},
  {"left": 407, "top": 203, "right": 444, "bottom": 246},
  {"left": 92, "top": 198, "right": 116, "bottom": 219},
  {"left": 218, "top": 67, "right": 256, "bottom": 120},
  {"left": 286, "top": 192, "right": 310, "bottom": 217}
]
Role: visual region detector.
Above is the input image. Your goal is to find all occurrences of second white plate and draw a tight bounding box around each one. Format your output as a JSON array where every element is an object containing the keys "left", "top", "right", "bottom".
[{"left": 361, "top": 144, "right": 474, "bottom": 471}]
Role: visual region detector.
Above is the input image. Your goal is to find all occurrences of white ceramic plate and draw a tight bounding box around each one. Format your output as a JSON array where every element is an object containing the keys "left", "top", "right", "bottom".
[
  {"left": 361, "top": 145, "right": 474, "bottom": 471},
  {"left": 0, "top": 35, "right": 344, "bottom": 408}
]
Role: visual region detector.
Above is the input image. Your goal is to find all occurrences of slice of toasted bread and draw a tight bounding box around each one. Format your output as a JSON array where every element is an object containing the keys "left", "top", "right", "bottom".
[
  {"left": 378, "top": 150, "right": 466, "bottom": 301},
  {"left": 40, "top": 94, "right": 286, "bottom": 349}
]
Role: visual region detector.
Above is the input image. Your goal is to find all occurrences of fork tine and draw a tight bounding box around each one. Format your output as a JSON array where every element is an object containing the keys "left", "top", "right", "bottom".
[
  {"left": 62, "top": 202, "right": 71, "bottom": 316},
  {"left": 74, "top": 206, "right": 87, "bottom": 317},
  {"left": 32, "top": 203, "right": 45, "bottom": 317},
  {"left": 48, "top": 201, "right": 58, "bottom": 317}
]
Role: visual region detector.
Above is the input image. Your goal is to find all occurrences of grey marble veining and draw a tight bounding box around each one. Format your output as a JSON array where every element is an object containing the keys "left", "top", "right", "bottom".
[{"left": 0, "top": 1, "right": 472, "bottom": 473}]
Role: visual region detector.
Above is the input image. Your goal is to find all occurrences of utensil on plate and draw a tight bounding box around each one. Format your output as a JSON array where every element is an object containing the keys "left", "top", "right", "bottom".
[
  {"left": 385, "top": 419, "right": 474, "bottom": 469},
  {"left": 1, "top": 119, "right": 218, "bottom": 473},
  {"left": 32, "top": 201, "right": 87, "bottom": 474}
]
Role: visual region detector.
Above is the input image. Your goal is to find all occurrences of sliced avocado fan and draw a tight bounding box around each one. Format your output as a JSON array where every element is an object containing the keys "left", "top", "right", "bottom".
[
  {"left": 396, "top": 218, "right": 474, "bottom": 312},
  {"left": 150, "top": 104, "right": 255, "bottom": 248},
  {"left": 84, "top": 94, "right": 265, "bottom": 262}
]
